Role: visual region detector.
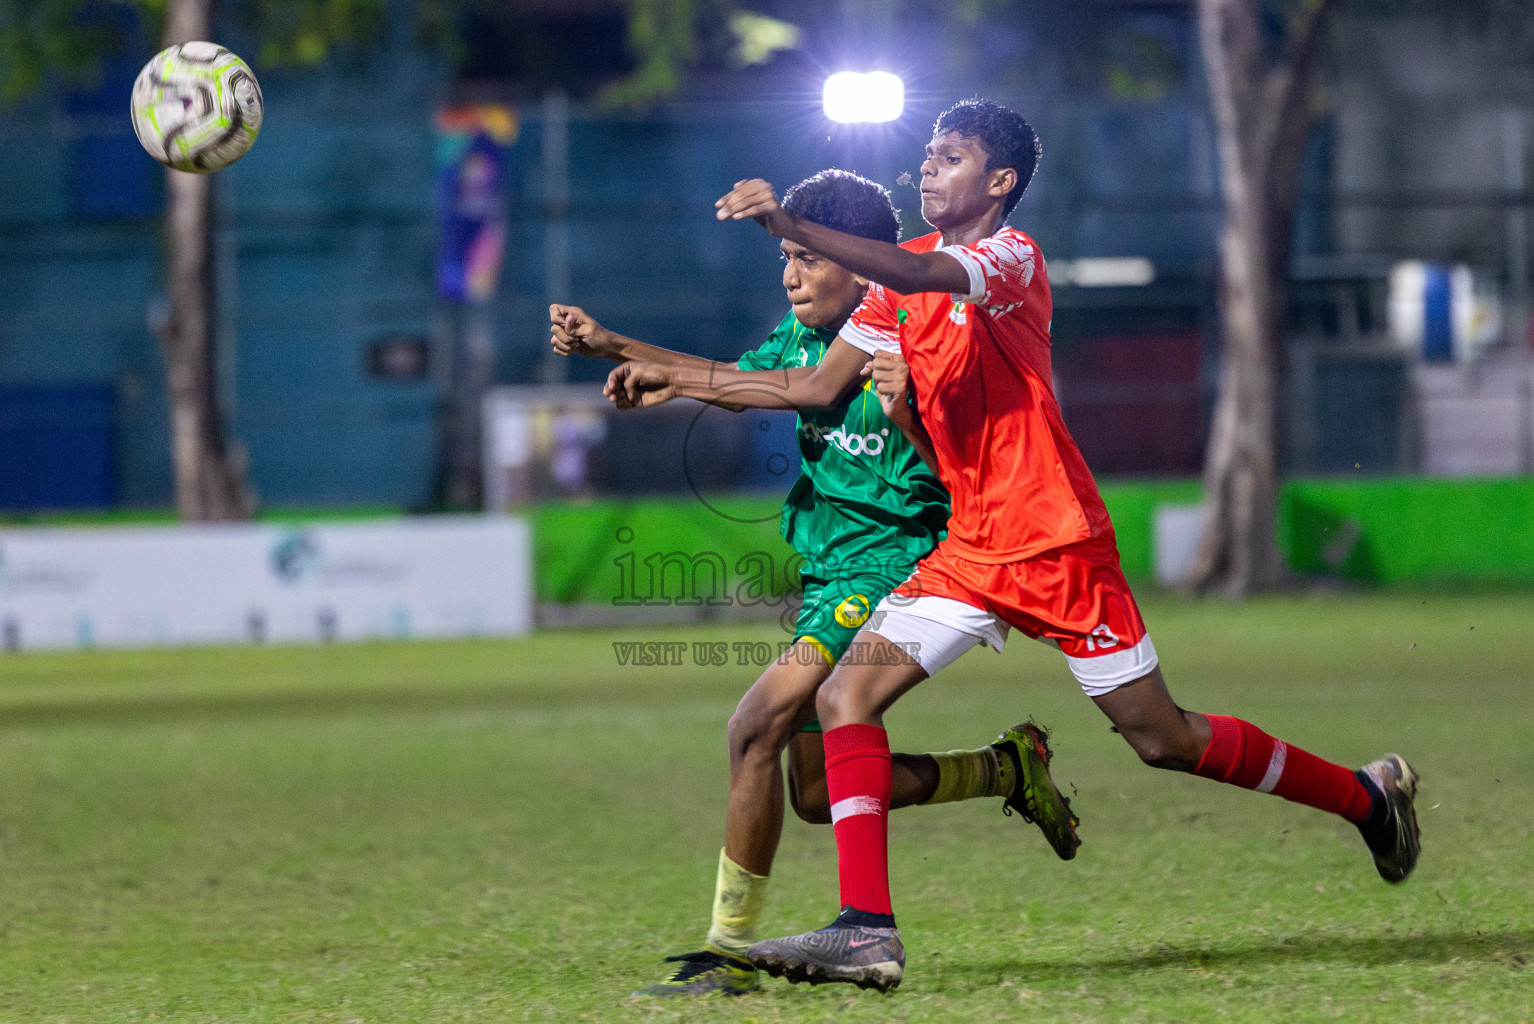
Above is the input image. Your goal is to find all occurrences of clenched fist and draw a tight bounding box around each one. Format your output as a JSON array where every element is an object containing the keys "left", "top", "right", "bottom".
[
  {"left": 604, "top": 361, "right": 678, "bottom": 409},
  {"left": 549, "top": 304, "right": 618, "bottom": 360},
  {"left": 715, "top": 179, "right": 791, "bottom": 235},
  {"left": 867, "top": 349, "right": 912, "bottom": 421}
]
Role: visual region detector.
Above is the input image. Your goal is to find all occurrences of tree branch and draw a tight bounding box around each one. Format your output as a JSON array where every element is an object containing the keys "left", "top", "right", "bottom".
[
  {"left": 1199, "top": 0, "right": 1267, "bottom": 198},
  {"left": 1258, "top": 0, "right": 1342, "bottom": 275},
  {"left": 1257, "top": 0, "right": 1342, "bottom": 184}
]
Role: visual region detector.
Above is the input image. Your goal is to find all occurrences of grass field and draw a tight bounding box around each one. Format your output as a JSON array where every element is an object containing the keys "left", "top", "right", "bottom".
[{"left": 1, "top": 593, "right": 1530, "bottom": 1023}]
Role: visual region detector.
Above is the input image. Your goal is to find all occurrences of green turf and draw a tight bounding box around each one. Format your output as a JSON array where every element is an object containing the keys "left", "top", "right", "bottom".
[{"left": 0, "top": 594, "right": 1530, "bottom": 1022}]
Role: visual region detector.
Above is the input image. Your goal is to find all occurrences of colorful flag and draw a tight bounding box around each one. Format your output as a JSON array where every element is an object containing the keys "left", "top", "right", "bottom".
[{"left": 435, "top": 105, "right": 518, "bottom": 304}]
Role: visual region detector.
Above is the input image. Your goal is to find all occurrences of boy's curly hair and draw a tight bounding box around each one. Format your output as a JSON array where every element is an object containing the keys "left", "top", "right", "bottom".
[
  {"left": 933, "top": 98, "right": 1042, "bottom": 216},
  {"left": 781, "top": 169, "right": 900, "bottom": 243}
]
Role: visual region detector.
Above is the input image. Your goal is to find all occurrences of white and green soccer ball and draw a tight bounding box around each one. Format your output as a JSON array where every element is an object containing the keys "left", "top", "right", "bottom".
[{"left": 130, "top": 42, "right": 263, "bottom": 173}]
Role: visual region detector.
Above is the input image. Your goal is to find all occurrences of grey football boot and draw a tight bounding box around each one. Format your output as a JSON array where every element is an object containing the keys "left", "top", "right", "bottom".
[
  {"left": 747, "top": 918, "right": 904, "bottom": 992},
  {"left": 1355, "top": 754, "right": 1421, "bottom": 883}
]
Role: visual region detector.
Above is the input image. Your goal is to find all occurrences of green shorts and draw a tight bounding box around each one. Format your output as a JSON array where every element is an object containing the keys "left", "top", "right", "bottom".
[{"left": 793, "top": 567, "right": 912, "bottom": 733}]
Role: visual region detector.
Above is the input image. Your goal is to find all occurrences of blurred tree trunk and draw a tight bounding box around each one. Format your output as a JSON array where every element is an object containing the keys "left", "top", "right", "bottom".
[
  {"left": 1188, "top": 0, "right": 1337, "bottom": 595},
  {"left": 158, "top": 0, "right": 253, "bottom": 520}
]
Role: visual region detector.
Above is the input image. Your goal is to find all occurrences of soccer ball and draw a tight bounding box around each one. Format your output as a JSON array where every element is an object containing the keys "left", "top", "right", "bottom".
[{"left": 130, "top": 42, "right": 263, "bottom": 173}]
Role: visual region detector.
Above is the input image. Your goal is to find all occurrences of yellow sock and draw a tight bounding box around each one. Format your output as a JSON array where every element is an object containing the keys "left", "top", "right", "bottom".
[
  {"left": 705, "top": 849, "right": 769, "bottom": 955},
  {"left": 920, "top": 747, "right": 1007, "bottom": 804}
]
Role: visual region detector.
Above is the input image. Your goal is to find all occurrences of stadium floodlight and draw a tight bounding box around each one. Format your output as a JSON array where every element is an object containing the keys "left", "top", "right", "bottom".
[{"left": 823, "top": 71, "right": 905, "bottom": 124}]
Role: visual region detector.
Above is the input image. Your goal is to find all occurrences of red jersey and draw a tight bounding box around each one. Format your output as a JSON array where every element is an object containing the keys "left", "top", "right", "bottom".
[{"left": 840, "top": 227, "right": 1112, "bottom": 564}]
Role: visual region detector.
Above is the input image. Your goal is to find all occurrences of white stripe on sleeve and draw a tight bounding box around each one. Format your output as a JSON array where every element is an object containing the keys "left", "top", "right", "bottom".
[
  {"left": 936, "top": 244, "right": 989, "bottom": 303},
  {"left": 839, "top": 320, "right": 900, "bottom": 356}
]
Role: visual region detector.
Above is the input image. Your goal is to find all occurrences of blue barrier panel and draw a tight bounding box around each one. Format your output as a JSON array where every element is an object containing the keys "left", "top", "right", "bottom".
[{"left": 0, "top": 385, "right": 117, "bottom": 509}]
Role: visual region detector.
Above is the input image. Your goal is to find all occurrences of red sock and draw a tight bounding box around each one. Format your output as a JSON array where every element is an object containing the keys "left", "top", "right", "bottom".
[
  {"left": 823, "top": 724, "right": 893, "bottom": 916},
  {"left": 1194, "top": 715, "right": 1373, "bottom": 822}
]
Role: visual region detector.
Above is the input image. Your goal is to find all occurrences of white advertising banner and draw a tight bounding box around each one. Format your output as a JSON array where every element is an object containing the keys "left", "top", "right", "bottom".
[{"left": 0, "top": 517, "right": 533, "bottom": 651}]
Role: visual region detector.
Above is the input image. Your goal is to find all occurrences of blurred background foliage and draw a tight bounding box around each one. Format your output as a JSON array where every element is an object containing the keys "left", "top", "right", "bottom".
[
  {"left": 1, "top": 1, "right": 399, "bottom": 104},
  {"left": 0, "top": 0, "right": 1260, "bottom": 111}
]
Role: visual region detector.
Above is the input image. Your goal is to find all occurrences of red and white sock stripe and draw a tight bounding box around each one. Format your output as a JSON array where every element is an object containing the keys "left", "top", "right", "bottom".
[
  {"left": 1254, "top": 740, "right": 1288, "bottom": 793},
  {"left": 823, "top": 724, "right": 894, "bottom": 915},
  {"left": 1195, "top": 715, "right": 1373, "bottom": 823},
  {"left": 830, "top": 795, "right": 885, "bottom": 824}
]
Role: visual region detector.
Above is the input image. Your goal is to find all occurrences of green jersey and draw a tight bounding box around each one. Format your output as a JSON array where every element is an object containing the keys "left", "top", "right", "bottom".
[{"left": 737, "top": 311, "right": 949, "bottom": 578}]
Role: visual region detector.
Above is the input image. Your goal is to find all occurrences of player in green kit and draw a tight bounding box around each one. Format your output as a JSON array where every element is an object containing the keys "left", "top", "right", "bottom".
[{"left": 549, "top": 170, "right": 1080, "bottom": 998}]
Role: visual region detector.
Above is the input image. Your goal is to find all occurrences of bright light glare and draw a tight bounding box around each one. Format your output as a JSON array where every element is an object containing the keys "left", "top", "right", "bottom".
[
  {"left": 1061, "top": 257, "right": 1157, "bottom": 288},
  {"left": 823, "top": 71, "right": 905, "bottom": 124}
]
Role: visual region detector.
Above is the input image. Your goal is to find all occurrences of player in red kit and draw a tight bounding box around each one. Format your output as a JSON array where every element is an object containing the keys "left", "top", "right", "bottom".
[{"left": 612, "top": 98, "right": 1420, "bottom": 993}]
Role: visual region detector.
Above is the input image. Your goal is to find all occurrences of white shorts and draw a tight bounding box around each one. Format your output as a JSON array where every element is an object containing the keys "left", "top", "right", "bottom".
[{"left": 866, "top": 596, "right": 1158, "bottom": 697}]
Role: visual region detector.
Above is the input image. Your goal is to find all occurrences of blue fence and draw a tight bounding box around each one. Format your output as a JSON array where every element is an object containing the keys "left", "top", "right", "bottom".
[{"left": 0, "top": 8, "right": 1264, "bottom": 511}]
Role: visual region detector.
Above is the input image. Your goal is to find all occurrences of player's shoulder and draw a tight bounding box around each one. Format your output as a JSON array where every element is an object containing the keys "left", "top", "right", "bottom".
[
  {"left": 962, "top": 226, "right": 1043, "bottom": 289},
  {"left": 900, "top": 231, "right": 943, "bottom": 254},
  {"left": 740, "top": 309, "right": 800, "bottom": 368},
  {"left": 764, "top": 309, "right": 803, "bottom": 348},
  {"left": 972, "top": 225, "right": 1041, "bottom": 259}
]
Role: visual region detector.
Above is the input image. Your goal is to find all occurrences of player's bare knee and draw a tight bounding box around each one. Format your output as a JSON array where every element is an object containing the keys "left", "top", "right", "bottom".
[
  {"left": 814, "top": 671, "right": 872, "bottom": 726},
  {"left": 726, "top": 704, "right": 793, "bottom": 767},
  {"left": 1128, "top": 736, "right": 1180, "bottom": 769},
  {"left": 788, "top": 774, "right": 831, "bottom": 824},
  {"left": 814, "top": 677, "right": 849, "bottom": 726},
  {"left": 1121, "top": 727, "right": 1199, "bottom": 772}
]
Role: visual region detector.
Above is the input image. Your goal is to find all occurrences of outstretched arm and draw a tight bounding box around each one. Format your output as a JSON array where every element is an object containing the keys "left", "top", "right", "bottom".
[
  {"left": 716, "top": 180, "right": 971, "bottom": 296},
  {"left": 549, "top": 304, "right": 725, "bottom": 372},
  {"left": 605, "top": 338, "right": 871, "bottom": 411}
]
